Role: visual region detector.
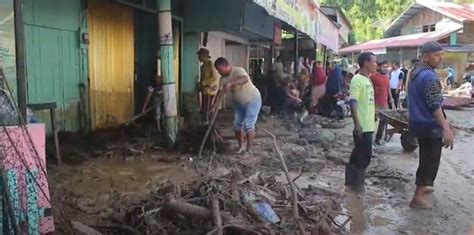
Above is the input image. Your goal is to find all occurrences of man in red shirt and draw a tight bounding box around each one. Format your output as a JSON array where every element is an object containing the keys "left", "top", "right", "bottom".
[{"left": 370, "top": 61, "right": 393, "bottom": 145}]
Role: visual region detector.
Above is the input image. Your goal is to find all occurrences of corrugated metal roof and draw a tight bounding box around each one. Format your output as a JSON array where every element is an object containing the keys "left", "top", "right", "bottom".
[
  {"left": 427, "top": 1, "right": 474, "bottom": 23},
  {"left": 320, "top": 6, "right": 353, "bottom": 30},
  {"left": 384, "top": 2, "right": 424, "bottom": 37},
  {"left": 340, "top": 27, "right": 461, "bottom": 54},
  {"left": 384, "top": 0, "right": 474, "bottom": 37}
]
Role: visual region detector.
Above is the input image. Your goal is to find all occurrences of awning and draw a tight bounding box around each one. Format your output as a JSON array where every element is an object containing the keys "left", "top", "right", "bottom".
[
  {"left": 253, "top": 0, "right": 319, "bottom": 42},
  {"left": 317, "top": 8, "right": 339, "bottom": 52},
  {"left": 340, "top": 27, "right": 462, "bottom": 54}
]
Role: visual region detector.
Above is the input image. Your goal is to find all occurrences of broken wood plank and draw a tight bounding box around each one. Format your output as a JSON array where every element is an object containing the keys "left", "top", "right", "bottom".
[
  {"left": 263, "top": 128, "right": 305, "bottom": 235},
  {"left": 163, "top": 193, "right": 212, "bottom": 219},
  {"left": 72, "top": 221, "right": 102, "bottom": 235},
  {"left": 210, "top": 195, "right": 223, "bottom": 235}
]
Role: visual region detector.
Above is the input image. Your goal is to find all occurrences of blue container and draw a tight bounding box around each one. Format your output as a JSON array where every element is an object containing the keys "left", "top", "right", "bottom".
[{"left": 255, "top": 202, "right": 280, "bottom": 224}]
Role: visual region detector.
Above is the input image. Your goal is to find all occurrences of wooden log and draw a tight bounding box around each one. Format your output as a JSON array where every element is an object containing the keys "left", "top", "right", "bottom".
[
  {"left": 163, "top": 193, "right": 212, "bottom": 219},
  {"left": 210, "top": 195, "right": 223, "bottom": 235}
]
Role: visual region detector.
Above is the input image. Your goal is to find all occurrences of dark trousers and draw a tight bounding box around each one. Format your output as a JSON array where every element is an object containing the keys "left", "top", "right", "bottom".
[
  {"left": 375, "top": 116, "right": 387, "bottom": 144},
  {"left": 201, "top": 94, "right": 215, "bottom": 122},
  {"left": 446, "top": 76, "right": 454, "bottom": 86},
  {"left": 390, "top": 89, "right": 399, "bottom": 109},
  {"left": 416, "top": 138, "right": 443, "bottom": 187},
  {"left": 349, "top": 132, "right": 374, "bottom": 169}
]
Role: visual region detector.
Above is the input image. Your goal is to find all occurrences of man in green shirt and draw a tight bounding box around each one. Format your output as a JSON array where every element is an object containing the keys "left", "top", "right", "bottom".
[{"left": 345, "top": 52, "right": 377, "bottom": 193}]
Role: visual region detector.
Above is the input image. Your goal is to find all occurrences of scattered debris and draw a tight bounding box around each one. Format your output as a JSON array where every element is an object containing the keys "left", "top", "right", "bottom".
[
  {"left": 299, "top": 129, "right": 336, "bottom": 145},
  {"left": 52, "top": 112, "right": 365, "bottom": 234},
  {"left": 72, "top": 221, "right": 102, "bottom": 235}
]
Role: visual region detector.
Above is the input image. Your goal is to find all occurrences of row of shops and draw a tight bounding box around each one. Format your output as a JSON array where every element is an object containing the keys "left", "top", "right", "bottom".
[{"left": 0, "top": 0, "right": 345, "bottom": 134}]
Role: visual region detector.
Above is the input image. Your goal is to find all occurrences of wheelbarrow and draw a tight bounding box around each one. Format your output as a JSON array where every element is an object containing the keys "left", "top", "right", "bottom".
[{"left": 379, "top": 109, "right": 418, "bottom": 152}]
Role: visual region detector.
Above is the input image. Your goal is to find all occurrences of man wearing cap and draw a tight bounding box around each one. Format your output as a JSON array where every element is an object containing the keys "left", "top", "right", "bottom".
[
  {"left": 408, "top": 41, "right": 454, "bottom": 209},
  {"left": 198, "top": 48, "right": 220, "bottom": 124}
]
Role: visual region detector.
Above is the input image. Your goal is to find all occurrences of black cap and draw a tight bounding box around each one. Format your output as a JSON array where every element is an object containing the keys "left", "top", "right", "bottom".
[{"left": 421, "top": 41, "right": 443, "bottom": 54}]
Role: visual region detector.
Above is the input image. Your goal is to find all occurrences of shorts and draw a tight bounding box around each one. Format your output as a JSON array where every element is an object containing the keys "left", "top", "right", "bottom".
[{"left": 233, "top": 97, "right": 262, "bottom": 133}]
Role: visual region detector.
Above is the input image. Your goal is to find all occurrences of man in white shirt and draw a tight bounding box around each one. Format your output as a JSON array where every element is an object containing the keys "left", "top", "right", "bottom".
[
  {"left": 389, "top": 61, "right": 404, "bottom": 109},
  {"left": 213, "top": 57, "right": 262, "bottom": 154}
]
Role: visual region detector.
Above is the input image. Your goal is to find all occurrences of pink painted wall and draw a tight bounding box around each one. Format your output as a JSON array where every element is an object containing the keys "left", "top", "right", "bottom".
[{"left": 0, "top": 124, "right": 54, "bottom": 233}]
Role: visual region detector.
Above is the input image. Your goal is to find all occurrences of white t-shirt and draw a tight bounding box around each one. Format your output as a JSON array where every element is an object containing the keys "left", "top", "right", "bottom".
[
  {"left": 220, "top": 67, "right": 261, "bottom": 105},
  {"left": 389, "top": 69, "right": 404, "bottom": 89}
]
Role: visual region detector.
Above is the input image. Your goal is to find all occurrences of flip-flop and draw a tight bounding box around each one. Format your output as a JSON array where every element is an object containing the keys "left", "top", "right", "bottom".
[{"left": 236, "top": 147, "right": 246, "bottom": 155}]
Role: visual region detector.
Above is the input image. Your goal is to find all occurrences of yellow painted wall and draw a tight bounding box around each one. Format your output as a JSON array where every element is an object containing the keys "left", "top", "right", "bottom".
[
  {"left": 88, "top": 0, "right": 134, "bottom": 129},
  {"left": 173, "top": 26, "right": 180, "bottom": 106},
  {"left": 155, "top": 26, "right": 180, "bottom": 112},
  {"left": 443, "top": 52, "right": 468, "bottom": 84}
]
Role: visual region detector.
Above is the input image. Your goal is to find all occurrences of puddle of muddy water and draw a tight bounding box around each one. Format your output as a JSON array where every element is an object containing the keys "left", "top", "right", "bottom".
[
  {"left": 51, "top": 153, "right": 198, "bottom": 198},
  {"left": 275, "top": 164, "right": 408, "bottom": 235}
]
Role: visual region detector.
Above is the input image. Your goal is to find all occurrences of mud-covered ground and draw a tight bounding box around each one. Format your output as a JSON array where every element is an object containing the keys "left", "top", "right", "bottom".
[
  {"left": 50, "top": 106, "right": 474, "bottom": 234},
  {"left": 301, "top": 107, "right": 474, "bottom": 235}
]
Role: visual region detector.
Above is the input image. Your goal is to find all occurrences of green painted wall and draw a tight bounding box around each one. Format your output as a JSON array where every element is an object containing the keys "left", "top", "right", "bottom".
[
  {"left": 23, "top": 0, "right": 83, "bottom": 132},
  {"left": 183, "top": 0, "right": 242, "bottom": 32},
  {"left": 182, "top": 32, "right": 199, "bottom": 93},
  {"left": 181, "top": 32, "right": 200, "bottom": 125}
]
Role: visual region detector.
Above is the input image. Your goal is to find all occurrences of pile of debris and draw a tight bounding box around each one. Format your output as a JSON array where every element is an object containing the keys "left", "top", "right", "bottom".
[
  {"left": 107, "top": 130, "right": 348, "bottom": 235},
  {"left": 177, "top": 124, "right": 229, "bottom": 154},
  {"left": 117, "top": 169, "right": 343, "bottom": 235},
  {"left": 58, "top": 111, "right": 354, "bottom": 234}
]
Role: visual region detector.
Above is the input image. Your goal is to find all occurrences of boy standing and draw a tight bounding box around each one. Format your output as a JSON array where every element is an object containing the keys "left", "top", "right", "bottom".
[
  {"left": 142, "top": 75, "right": 164, "bottom": 130},
  {"left": 345, "top": 52, "right": 377, "bottom": 193},
  {"left": 370, "top": 61, "right": 393, "bottom": 145}
]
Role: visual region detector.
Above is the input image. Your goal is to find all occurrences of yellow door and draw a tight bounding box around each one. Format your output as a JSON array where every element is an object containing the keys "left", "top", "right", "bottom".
[
  {"left": 173, "top": 25, "right": 180, "bottom": 109},
  {"left": 88, "top": 0, "right": 134, "bottom": 129}
]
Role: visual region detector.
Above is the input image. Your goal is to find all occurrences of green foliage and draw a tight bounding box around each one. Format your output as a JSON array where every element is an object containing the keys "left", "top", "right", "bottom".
[{"left": 322, "top": 0, "right": 413, "bottom": 42}]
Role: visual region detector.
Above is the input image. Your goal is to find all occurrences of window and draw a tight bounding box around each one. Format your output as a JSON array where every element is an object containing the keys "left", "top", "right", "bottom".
[
  {"left": 422, "top": 25, "right": 430, "bottom": 32},
  {"left": 422, "top": 24, "right": 436, "bottom": 33}
]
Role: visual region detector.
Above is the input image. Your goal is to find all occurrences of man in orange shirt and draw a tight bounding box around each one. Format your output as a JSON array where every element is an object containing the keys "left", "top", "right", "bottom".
[{"left": 370, "top": 61, "right": 393, "bottom": 145}]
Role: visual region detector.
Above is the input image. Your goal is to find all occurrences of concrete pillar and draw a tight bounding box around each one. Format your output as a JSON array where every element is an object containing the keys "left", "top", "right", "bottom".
[{"left": 158, "top": 0, "right": 178, "bottom": 148}]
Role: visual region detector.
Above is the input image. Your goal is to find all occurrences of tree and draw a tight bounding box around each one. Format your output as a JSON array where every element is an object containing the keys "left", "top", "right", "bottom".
[{"left": 322, "top": 0, "right": 413, "bottom": 42}]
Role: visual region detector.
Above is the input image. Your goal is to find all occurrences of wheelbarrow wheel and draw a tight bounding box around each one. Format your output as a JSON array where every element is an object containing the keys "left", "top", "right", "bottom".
[{"left": 401, "top": 132, "right": 418, "bottom": 152}]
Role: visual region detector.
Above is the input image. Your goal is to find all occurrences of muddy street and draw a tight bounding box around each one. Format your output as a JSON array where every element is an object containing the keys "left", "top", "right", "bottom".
[
  {"left": 288, "top": 107, "right": 474, "bottom": 235},
  {"left": 369, "top": 107, "right": 474, "bottom": 235},
  {"left": 50, "top": 106, "right": 474, "bottom": 234}
]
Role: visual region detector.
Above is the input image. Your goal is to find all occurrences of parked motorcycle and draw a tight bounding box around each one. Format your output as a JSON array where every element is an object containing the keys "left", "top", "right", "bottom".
[{"left": 334, "top": 92, "right": 351, "bottom": 118}]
